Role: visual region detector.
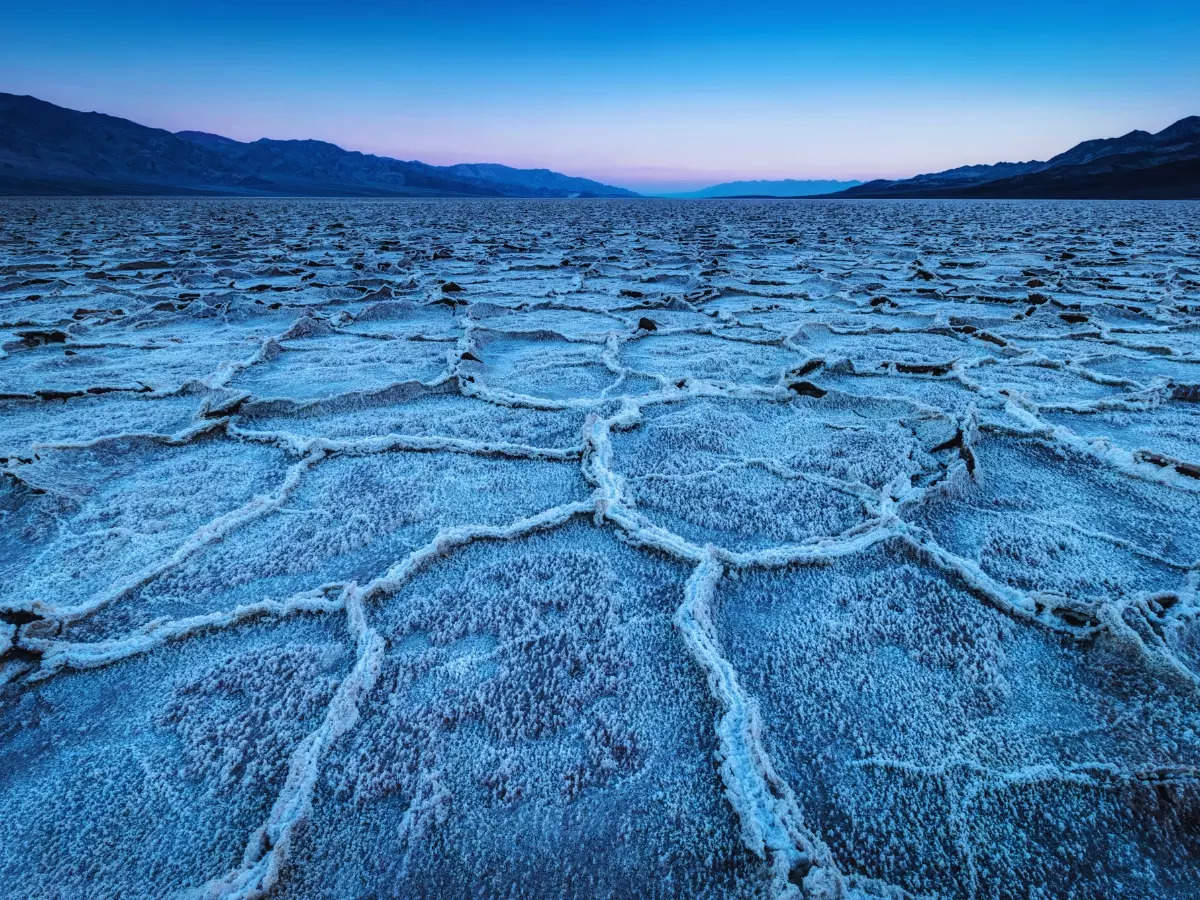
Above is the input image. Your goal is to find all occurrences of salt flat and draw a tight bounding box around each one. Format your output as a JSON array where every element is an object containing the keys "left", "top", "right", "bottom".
[{"left": 2, "top": 197, "right": 1199, "bottom": 897}]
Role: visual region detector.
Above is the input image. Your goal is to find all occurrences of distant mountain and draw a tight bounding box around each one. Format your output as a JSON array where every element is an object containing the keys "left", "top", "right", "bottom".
[
  {"left": 666, "top": 179, "right": 862, "bottom": 198},
  {"left": 439, "top": 163, "right": 638, "bottom": 198},
  {"left": 831, "top": 116, "right": 1200, "bottom": 199},
  {"left": 6, "top": 92, "right": 1195, "bottom": 200},
  {"left": 0, "top": 93, "right": 639, "bottom": 198}
]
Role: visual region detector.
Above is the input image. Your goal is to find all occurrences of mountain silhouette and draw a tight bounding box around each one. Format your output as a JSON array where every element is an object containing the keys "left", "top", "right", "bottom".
[
  {"left": 0, "top": 93, "right": 639, "bottom": 198},
  {"left": 831, "top": 116, "right": 1200, "bottom": 198}
]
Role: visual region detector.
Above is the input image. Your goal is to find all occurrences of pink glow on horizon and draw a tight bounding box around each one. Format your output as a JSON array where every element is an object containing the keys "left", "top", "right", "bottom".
[{"left": 11, "top": 82, "right": 1197, "bottom": 195}]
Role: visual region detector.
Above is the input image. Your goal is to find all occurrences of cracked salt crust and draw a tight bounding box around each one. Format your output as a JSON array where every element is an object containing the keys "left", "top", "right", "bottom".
[{"left": 2, "top": 197, "right": 1199, "bottom": 898}]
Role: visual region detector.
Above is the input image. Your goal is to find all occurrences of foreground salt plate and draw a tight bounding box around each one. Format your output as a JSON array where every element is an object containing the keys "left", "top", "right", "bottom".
[{"left": 2, "top": 197, "right": 1199, "bottom": 898}]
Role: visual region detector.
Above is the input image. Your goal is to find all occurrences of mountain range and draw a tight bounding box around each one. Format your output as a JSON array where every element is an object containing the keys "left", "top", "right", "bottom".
[
  {"left": 826, "top": 116, "right": 1200, "bottom": 199},
  {"left": 0, "top": 93, "right": 638, "bottom": 198},
  {"left": 1, "top": 93, "right": 1197, "bottom": 199},
  {"left": 662, "top": 179, "right": 862, "bottom": 198}
]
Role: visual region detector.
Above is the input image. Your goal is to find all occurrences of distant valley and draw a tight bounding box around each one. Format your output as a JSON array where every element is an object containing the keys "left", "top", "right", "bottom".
[{"left": 662, "top": 179, "right": 862, "bottom": 198}]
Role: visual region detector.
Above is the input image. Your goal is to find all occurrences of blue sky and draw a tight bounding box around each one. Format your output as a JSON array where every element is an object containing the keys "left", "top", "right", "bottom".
[{"left": 3, "top": 0, "right": 1199, "bottom": 192}]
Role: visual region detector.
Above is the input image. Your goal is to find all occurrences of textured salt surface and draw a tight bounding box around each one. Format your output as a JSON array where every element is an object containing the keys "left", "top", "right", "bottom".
[{"left": 2, "top": 197, "right": 1199, "bottom": 898}]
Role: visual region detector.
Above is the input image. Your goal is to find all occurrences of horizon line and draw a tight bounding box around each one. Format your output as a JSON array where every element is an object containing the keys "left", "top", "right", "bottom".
[{"left": 6, "top": 90, "right": 1196, "bottom": 195}]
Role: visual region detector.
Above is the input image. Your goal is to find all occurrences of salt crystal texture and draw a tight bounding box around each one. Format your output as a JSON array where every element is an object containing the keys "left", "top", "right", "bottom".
[{"left": 2, "top": 197, "right": 1199, "bottom": 898}]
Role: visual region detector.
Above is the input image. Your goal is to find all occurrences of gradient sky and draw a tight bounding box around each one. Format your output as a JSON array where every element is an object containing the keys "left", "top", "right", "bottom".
[{"left": 4, "top": 0, "right": 1199, "bottom": 193}]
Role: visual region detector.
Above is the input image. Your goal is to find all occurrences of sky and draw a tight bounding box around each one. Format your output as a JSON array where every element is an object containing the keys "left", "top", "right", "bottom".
[{"left": 3, "top": 0, "right": 1199, "bottom": 193}]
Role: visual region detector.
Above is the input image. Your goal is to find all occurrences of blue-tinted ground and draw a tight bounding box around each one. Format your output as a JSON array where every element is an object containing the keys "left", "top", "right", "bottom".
[{"left": 2, "top": 198, "right": 1199, "bottom": 897}]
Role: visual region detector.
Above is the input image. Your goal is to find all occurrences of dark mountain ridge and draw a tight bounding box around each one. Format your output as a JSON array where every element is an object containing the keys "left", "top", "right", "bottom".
[
  {"left": 831, "top": 116, "right": 1200, "bottom": 199},
  {"left": 4, "top": 92, "right": 1196, "bottom": 200},
  {"left": 0, "top": 93, "right": 638, "bottom": 197}
]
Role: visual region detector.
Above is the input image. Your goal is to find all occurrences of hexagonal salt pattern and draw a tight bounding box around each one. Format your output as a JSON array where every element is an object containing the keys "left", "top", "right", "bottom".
[{"left": 2, "top": 197, "right": 1198, "bottom": 897}]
